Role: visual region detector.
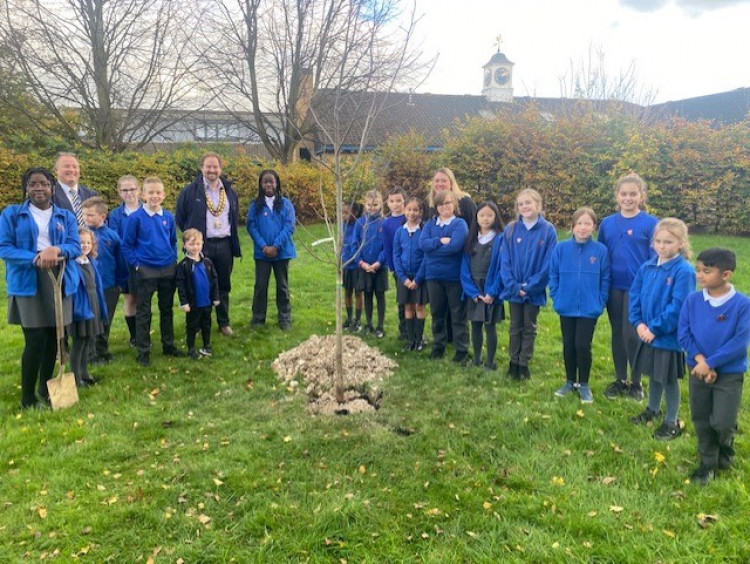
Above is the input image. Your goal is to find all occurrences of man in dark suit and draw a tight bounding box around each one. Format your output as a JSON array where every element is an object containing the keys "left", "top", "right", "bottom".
[{"left": 52, "top": 153, "right": 98, "bottom": 226}]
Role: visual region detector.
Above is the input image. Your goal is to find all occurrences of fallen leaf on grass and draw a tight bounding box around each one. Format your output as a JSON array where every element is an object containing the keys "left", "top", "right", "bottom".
[
  {"left": 697, "top": 513, "right": 719, "bottom": 528},
  {"left": 551, "top": 476, "right": 565, "bottom": 486},
  {"left": 587, "top": 511, "right": 598, "bottom": 517},
  {"left": 663, "top": 529, "right": 676, "bottom": 538},
  {"left": 576, "top": 410, "right": 585, "bottom": 418},
  {"left": 601, "top": 476, "right": 617, "bottom": 485},
  {"left": 609, "top": 505, "right": 624, "bottom": 513},
  {"left": 612, "top": 444, "right": 624, "bottom": 454},
  {"left": 213, "top": 478, "right": 224, "bottom": 487},
  {"left": 198, "top": 514, "right": 211, "bottom": 525},
  {"left": 358, "top": 465, "right": 367, "bottom": 475},
  {"left": 283, "top": 435, "right": 292, "bottom": 443},
  {"left": 654, "top": 451, "right": 666, "bottom": 463},
  {"left": 483, "top": 501, "right": 492, "bottom": 510},
  {"left": 38, "top": 507, "right": 47, "bottom": 519}
]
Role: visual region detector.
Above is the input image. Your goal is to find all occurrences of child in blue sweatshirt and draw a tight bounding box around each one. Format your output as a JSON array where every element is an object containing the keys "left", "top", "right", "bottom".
[
  {"left": 549, "top": 207, "right": 611, "bottom": 403},
  {"left": 598, "top": 172, "right": 659, "bottom": 401},
  {"left": 393, "top": 197, "right": 427, "bottom": 351},
  {"left": 679, "top": 248, "right": 750, "bottom": 485},
  {"left": 500, "top": 188, "right": 557, "bottom": 380},
  {"left": 461, "top": 201, "right": 504, "bottom": 371},
  {"left": 122, "top": 177, "right": 184, "bottom": 366},
  {"left": 82, "top": 197, "right": 128, "bottom": 363},
  {"left": 354, "top": 190, "right": 388, "bottom": 337},
  {"left": 629, "top": 218, "right": 696, "bottom": 440},
  {"left": 382, "top": 187, "right": 407, "bottom": 340},
  {"left": 341, "top": 202, "right": 363, "bottom": 331},
  {"left": 420, "top": 190, "right": 469, "bottom": 363},
  {"left": 108, "top": 175, "right": 142, "bottom": 348}
]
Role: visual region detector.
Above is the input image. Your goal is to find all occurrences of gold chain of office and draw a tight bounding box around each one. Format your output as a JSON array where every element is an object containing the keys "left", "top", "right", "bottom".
[{"left": 205, "top": 187, "right": 227, "bottom": 217}]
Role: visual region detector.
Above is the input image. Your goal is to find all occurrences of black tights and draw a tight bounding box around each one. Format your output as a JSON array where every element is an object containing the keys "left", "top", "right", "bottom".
[
  {"left": 21, "top": 327, "right": 57, "bottom": 406},
  {"left": 70, "top": 335, "right": 93, "bottom": 384},
  {"left": 364, "top": 291, "right": 385, "bottom": 329},
  {"left": 471, "top": 322, "right": 498, "bottom": 366}
]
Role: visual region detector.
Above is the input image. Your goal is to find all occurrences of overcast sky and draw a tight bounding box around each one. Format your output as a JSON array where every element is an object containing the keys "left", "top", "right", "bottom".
[{"left": 410, "top": 0, "right": 749, "bottom": 103}]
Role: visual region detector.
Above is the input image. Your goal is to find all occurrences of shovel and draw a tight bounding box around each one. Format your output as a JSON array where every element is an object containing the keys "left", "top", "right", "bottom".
[{"left": 46, "top": 260, "right": 79, "bottom": 410}]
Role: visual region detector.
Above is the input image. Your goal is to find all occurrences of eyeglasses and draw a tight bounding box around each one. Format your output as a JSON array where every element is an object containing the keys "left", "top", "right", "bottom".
[
  {"left": 436, "top": 201, "right": 454, "bottom": 207},
  {"left": 28, "top": 181, "right": 52, "bottom": 188}
]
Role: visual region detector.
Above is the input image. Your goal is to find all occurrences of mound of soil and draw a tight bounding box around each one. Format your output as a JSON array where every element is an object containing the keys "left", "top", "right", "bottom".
[{"left": 272, "top": 334, "right": 397, "bottom": 415}]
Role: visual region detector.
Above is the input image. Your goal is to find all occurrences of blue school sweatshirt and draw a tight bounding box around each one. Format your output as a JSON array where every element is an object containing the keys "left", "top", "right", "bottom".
[
  {"left": 72, "top": 260, "right": 109, "bottom": 323},
  {"left": 393, "top": 225, "right": 426, "bottom": 285},
  {"left": 549, "top": 237, "right": 611, "bottom": 318},
  {"left": 246, "top": 197, "right": 297, "bottom": 261},
  {"left": 419, "top": 216, "right": 468, "bottom": 282},
  {"left": 341, "top": 221, "right": 360, "bottom": 271},
  {"left": 679, "top": 290, "right": 750, "bottom": 374},
  {"left": 0, "top": 202, "right": 81, "bottom": 297},
  {"left": 90, "top": 224, "right": 128, "bottom": 290},
  {"left": 121, "top": 207, "right": 178, "bottom": 269},
  {"left": 461, "top": 235, "right": 503, "bottom": 300},
  {"left": 499, "top": 216, "right": 557, "bottom": 306},
  {"left": 108, "top": 203, "right": 141, "bottom": 238},
  {"left": 629, "top": 255, "right": 696, "bottom": 352},
  {"left": 381, "top": 214, "right": 406, "bottom": 271},
  {"left": 598, "top": 211, "right": 658, "bottom": 291},
  {"left": 354, "top": 213, "right": 386, "bottom": 267}
]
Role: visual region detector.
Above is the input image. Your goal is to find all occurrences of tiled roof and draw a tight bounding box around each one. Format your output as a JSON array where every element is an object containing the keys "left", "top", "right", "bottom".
[{"left": 648, "top": 88, "right": 750, "bottom": 124}]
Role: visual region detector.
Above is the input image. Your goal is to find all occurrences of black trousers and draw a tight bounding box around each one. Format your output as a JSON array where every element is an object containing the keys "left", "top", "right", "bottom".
[
  {"left": 392, "top": 272, "right": 406, "bottom": 338},
  {"left": 135, "top": 267, "right": 177, "bottom": 354},
  {"left": 690, "top": 372, "right": 744, "bottom": 468},
  {"left": 508, "top": 302, "right": 540, "bottom": 366},
  {"left": 21, "top": 327, "right": 57, "bottom": 406},
  {"left": 204, "top": 237, "right": 234, "bottom": 328},
  {"left": 95, "top": 285, "right": 121, "bottom": 356},
  {"left": 606, "top": 288, "right": 640, "bottom": 383},
  {"left": 186, "top": 306, "right": 212, "bottom": 350},
  {"left": 252, "top": 259, "right": 291, "bottom": 326},
  {"left": 560, "top": 316, "right": 597, "bottom": 384},
  {"left": 426, "top": 280, "right": 468, "bottom": 353}
]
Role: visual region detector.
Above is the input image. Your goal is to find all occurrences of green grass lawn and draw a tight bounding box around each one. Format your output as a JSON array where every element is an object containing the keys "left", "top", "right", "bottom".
[{"left": 2, "top": 228, "right": 750, "bottom": 562}]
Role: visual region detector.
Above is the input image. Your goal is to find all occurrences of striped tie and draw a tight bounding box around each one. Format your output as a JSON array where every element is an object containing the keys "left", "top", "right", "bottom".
[{"left": 70, "top": 188, "right": 84, "bottom": 226}]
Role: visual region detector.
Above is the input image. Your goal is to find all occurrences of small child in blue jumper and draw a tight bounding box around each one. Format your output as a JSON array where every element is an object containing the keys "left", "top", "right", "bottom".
[
  {"left": 499, "top": 188, "right": 557, "bottom": 380},
  {"left": 176, "top": 229, "right": 220, "bottom": 360},
  {"left": 354, "top": 190, "right": 389, "bottom": 337},
  {"left": 382, "top": 187, "right": 407, "bottom": 340},
  {"left": 393, "top": 197, "right": 428, "bottom": 351},
  {"left": 82, "top": 196, "right": 128, "bottom": 364},
  {"left": 341, "top": 202, "right": 363, "bottom": 331},
  {"left": 122, "top": 176, "right": 184, "bottom": 366},
  {"left": 549, "top": 207, "right": 611, "bottom": 403},
  {"left": 629, "top": 218, "right": 696, "bottom": 440},
  {"left": 460, "top": 201, "right": 504, "bottom": 371},
  {"left": 679, "top": 247, "right": 750, "bottom": 485}
]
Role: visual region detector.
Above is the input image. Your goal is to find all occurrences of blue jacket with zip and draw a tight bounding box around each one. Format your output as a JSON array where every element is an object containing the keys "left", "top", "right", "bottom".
[{"left": 549, "top": 237, "right": 610, "bottom": 318}]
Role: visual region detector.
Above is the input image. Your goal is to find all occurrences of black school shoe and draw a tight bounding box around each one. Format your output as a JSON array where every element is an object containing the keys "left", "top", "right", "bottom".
[
  {"left": 690, "top": 464, "right": 715, "bottom": 486},
  {"left": 630, "top": 408, "right": 661, "bottom": 425},
  {"left": 452, "top": 351, "right": 469, "bottom": 365},
  {"left": 137, "top": 353, "right": 151, "bottom": 367},
  {"left": 430, "top": 348, "right": 445, "bottom": 360},
  {"left": 163, "top": 345, "right": 186, "bottom": 358},
  {"left": 653, "top": 420, "right": 683, "bottom": 441}
]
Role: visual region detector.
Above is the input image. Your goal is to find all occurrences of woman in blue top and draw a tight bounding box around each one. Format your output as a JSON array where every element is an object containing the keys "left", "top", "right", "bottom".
[
  {"left": 0, "top": 168, "right": 81, "bottom": 409},
  {"left": 629, "top": 218, "right": 696, "bottom": 440},
  {"left": 598, "top": 172, "right": 658, "bottom": 401},
  {"left": 549, "top": 208, "right": 611, "bottom": 403},
  {"left": 247, "top": 169, "right": 297, "bottom": 331},
  {"left": 419, "top": 190, "right": 469, "bottom": 363},
  {"left": 500, "top": 188, "right": 557, "bottom": 380}
]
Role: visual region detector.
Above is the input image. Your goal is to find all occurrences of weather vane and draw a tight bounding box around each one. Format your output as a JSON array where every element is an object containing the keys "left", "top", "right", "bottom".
[{"left": 495, "top": 35, "right": 503, "bottom": 52}]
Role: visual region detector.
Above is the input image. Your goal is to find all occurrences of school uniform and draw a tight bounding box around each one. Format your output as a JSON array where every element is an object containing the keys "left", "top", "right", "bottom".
[
  {"left": 383, "top": 214, "right": 407, "bottom": 338},
  {"left": 549, "top": 237, "right": 611, "bottom": 384},
  {"left": 246, "top": 196, "right": 297, "bottom": 328},
  {"left": 499, "top": 216, "right": 557, "bottom": 371},
  {"left": 70, "top": 258, "right": 108, "bottom": 385},
  {"left": 679, "top": 288, "right": 750, "bottom": 470},
  {"left": 393, "top": 223, "right": 427, "bottom": 305},
  {"left": 341, "top": 220, "right": 360, "bottom": 291},
  {"left": 419, "top": 215, "right": 469, "bottom": 356},
  {"left": 176, "top": 255, "right": 220, "bottom": 353},
  {"left": 0, "top": 201, "right": 81, "bottom": 406},
  {"left": 122, "top": 206, "right": 180, "bottom": 356},
  {"left": 90, "top": 224, "right": 128, "bottom": 359},
  {"left": 629, "top": 255, "right": 696, "bottom": 425},
  {"left": 353, "top": 213, "right": 389, "bottom": 293},
  {"left": 598, "top": 211, "right": 658, "bottom": 382}
]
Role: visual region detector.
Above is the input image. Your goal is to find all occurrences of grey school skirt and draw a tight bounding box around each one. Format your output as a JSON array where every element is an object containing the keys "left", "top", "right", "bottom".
[
  {"left": 631, "top": 341, "right": 685, "bottom": 385},
  {"left": 7, "top": 267, "right": 73, "bottom": 328}
]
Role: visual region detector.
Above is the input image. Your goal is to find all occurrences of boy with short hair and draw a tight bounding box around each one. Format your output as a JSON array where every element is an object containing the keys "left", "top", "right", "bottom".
[
  {"left": 82, "top": 196, "right": 128, "bottom": 363},
  {"left": 122, "top": 177, "right": 185, "bottom": 366},
  {"left": 382, "top": 187, "right": 407, "bottom": 339},
  {"left": 175, "top": 229, "right": 220, "bottom": 359},
  {"left": 679, "top": 247, "right": 750, "bottom": 485}
]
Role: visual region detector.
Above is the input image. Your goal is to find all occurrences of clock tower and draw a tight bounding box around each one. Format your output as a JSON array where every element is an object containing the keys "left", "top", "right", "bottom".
[{"left": 482, "top": 37, "right": 514, "bottom": 103}]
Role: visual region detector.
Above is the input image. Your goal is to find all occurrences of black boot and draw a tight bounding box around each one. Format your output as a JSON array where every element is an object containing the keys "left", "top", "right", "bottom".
[
  {"left": 508, "top": 361, "right": 520, "bottom": 380},
  {"left": 414, "top": 318, "right": 426, "bottom": 351},
  {"left": 404, "top": 318, "right": 415, "bottom": 351},
  {"left": 125, "top": 315, "right": 137, "bottom": 347},
  {"left": 519, "top": 365, "right": 531, "bottom": 380}
]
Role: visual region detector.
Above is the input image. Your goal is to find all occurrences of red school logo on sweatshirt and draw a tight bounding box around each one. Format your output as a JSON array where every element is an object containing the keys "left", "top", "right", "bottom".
[
  {"left": 589, "top": 256, "right": 598, "bottom": 264},
  {"left": 627, "top": 229, "right": 633, "bottom": 236},
  {"left": 56, "top": 222, "right": 64, "bottom": 232},
  {"left": 666, "top": 277, "right": 673, "bottom": 286}
]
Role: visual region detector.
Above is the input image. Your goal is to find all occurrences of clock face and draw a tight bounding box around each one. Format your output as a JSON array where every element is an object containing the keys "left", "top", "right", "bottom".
[
  {"left": 484, "top": 69, "right": 491, "bottom": 87},
  {"left": 494, "top": 67, "right": 509, "bottom": 85}
]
